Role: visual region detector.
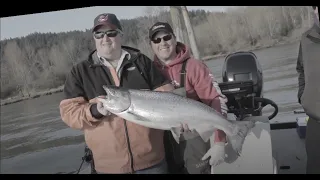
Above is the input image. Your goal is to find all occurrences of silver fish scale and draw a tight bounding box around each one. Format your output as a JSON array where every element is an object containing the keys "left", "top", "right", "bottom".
[{"left": 126, "top": 89, "right": 236, "bottom": 135}]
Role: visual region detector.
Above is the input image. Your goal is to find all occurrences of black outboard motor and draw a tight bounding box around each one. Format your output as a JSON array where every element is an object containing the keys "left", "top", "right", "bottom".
[{"left": 218, "top": 51, "right": 278, "bottom": 120}]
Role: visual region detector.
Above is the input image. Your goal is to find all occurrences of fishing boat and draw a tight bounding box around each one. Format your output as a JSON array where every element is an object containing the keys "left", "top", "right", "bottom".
[
  {"left": 73, "top": 6, "right": 308, "bottom": 174},
  {"left": 73, "top": 51, "right": 307, "bottom": 174}
]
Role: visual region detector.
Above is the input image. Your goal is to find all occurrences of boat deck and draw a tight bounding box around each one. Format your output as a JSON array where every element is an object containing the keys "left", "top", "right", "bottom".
[
  {"left": 271, "top": 128, "right": 306, "bottom": 174},
  {"left": 77, "top": 121, "right": 307, "bottom": 174}
]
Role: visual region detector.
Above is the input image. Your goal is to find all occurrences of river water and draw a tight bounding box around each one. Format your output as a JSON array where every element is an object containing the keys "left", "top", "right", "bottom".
[{"left": 0, "top": 42, "right": 306, "bottom": 174}]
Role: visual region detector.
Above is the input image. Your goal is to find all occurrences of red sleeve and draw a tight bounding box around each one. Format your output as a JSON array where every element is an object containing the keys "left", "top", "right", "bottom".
[{"left": 189, "top": 61, "right": 228, "bottom": 142}]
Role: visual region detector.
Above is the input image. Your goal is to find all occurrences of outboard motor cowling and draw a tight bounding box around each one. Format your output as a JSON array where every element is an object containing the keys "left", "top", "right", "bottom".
[
  {"left": 222, "top": 51, "right": 263, "bottom": 98},
  {"left": 218, "top": 51, "right": 271, "bottom": 119}
]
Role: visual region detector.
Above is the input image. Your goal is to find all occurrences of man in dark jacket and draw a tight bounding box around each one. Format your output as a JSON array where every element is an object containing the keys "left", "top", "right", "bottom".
[
  {"left": 296, "top": 6, "right": 320, "bottom": 174},
  {"left": 59, "top": 13, "right": 174, "bottom": 174}
]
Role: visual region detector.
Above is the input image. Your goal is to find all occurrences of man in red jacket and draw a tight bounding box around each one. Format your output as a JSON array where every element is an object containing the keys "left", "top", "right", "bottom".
[{"left": 148, "top": 22, "right": 229, "bottom": 173}]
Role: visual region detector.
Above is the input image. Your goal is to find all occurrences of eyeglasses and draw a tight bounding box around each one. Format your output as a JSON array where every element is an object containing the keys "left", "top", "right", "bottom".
[
  {"left": 151, "top": 34, "right": 173, "bottom": 44},
  {"left": 94, "top": 30, "right": 120, "bottom": 39}
]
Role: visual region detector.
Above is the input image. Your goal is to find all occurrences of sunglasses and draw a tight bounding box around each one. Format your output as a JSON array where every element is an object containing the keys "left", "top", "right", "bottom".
[
  {"left": 94, "top": 30, "right": 120, "bottom": 39},
  {"left": 151, "top": 34, "right": 173, "bottom": 44}
]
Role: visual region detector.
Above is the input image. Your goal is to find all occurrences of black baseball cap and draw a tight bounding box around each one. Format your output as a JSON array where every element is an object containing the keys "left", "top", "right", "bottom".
[
  {"left": 92, "top": 13, "right": 122, "bottom": 32},
  {"left": 149, "top": 22, "right": 174, "bottom": 39}
]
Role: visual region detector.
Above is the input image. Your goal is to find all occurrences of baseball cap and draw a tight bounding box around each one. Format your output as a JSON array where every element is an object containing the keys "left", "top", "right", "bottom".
[
  {"left": 92, "top": 13, "right": 122, "bottom": 32},
  {"left": 149, "top": 22, "right": 174, "bottom": 39}
]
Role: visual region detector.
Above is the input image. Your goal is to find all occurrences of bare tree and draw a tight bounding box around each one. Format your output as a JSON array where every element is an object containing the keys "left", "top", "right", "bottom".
[
  {"left": 61, "top": 38, "right": 77, "bottom": 66},
  {"left": 49, "top": 44, "right": 70, "bottom": 80},
  {"left": 3, "top": 41, "right": 33, "bottom": 97},
  {"left": 22, "top": 38, "right": 43, "bottom": 90}
]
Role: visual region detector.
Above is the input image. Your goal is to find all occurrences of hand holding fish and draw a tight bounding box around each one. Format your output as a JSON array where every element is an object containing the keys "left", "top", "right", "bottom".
[
  {"left": 180, "top": 123, "right": 191, "bottom": 133},
  {"left": 170, "top": 123, "right": 194, "bottom": 141},
  {"left": 181, "top": 123, "right": 226, "bottom": 167},
  {"left": 202, "top": 142, "right": 226, "bottom": 167},
  {"left": 96, "top": 96, "right": 111, "bottom": 116}
]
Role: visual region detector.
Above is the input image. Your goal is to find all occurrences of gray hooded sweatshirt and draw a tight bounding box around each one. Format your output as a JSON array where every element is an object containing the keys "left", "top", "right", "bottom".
[{"left": 296, "top": 18, "right": 320, "bottom": 121}]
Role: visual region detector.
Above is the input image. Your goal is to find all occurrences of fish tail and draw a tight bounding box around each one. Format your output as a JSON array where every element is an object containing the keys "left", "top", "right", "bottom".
[{"left": 228, "top": 120, "right": 256, "bottom": 156}]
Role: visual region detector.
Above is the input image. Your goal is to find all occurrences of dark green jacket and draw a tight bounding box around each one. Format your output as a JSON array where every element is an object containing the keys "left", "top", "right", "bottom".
[{"left": 296, "top": 24, "right": 320, "bottom": 121}]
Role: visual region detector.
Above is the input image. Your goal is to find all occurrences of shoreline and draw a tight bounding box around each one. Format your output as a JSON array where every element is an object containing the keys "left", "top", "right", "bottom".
[
  {"left": 0, "top": 39, "right": 300, "bottom": 107},
  {"left": 202, "top": 38, "right": 299, "bottom": 61},
  {"left": 0, "top": 85, "right": 64, "bottom": 106}
]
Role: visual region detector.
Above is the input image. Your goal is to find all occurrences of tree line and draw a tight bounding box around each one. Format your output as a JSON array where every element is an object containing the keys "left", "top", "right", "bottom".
[{"left": 0, "top": 6, "right": 312, "bottom": 100}]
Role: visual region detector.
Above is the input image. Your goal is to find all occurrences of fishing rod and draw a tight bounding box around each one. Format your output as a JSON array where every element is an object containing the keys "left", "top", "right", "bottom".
[
  {"left": 76, "top": 148, "right": 89, "bottom": 174},
  {"left": 76, "top": 145, "right": 96, "bottom": 174}
]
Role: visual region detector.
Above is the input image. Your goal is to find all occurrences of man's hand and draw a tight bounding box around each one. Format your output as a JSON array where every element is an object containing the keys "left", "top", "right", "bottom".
[
  {"left": 96, "top": 101, "right": 111, "bottom": 116},
  {"left": 180, "top": 123, "right": 226, "bottom": 167},
  {"left": 90, "top": 96, "right": 111, "bottom": 119},
  {"left": 201, "top": 142, "right": 226, "bottom": 167},
  {"left": 180, "top": 123, "right": 191, "bottom": 133}
]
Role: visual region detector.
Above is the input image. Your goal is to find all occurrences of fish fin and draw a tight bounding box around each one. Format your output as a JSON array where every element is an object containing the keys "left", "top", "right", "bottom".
[
  {"left": 170, "top": 88, "right": 186, "bottom": 97},
  {"left": 170, "top": 127, "right": 182, "bottom": 144},
  {"left": 197, "top": 128, "right": 215, "bottom": 142},
  {"left": 228, "top": 120, "right": 256, "bottom": 156},
  {"left": 102, "top": 85, "right": 115, "bottom": 96},
  {"left": 102, "top": 85, "right": 108, "bottom": 91}
]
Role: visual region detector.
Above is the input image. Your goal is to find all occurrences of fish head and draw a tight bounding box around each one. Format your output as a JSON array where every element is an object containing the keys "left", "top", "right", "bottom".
[{"left": 99, "top": 85, "right": 131, "bottom": 113}]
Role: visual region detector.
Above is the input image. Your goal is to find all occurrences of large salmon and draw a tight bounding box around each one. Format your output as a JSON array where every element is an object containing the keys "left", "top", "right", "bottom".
[{"left": 98, "top": 85, "right": 256, "bottom": 155}]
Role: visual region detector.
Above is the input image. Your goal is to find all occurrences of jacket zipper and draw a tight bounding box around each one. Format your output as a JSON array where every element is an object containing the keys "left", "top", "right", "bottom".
[
  {"left": 123, "top": 120, "right": 135, "bottom": 173},
  {"left": 118, "top": 63, "right": 130, "bottom": 86},
  {"left": 95, "top": 57, "right": 137, "bottom": 173},
  {"left": 119, "top": 61, "right": 135, "bottom": 173}
]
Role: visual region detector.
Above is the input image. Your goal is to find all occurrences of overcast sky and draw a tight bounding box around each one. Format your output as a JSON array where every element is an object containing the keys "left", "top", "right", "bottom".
[{"left": 0, "top": 6, "right": 235, "bottom": 40}]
